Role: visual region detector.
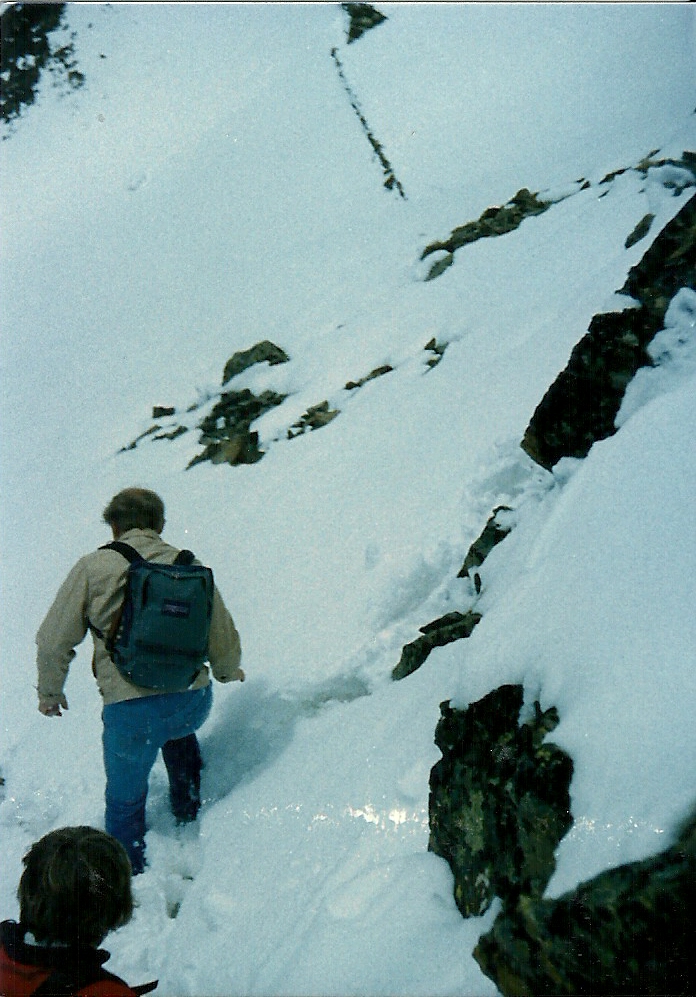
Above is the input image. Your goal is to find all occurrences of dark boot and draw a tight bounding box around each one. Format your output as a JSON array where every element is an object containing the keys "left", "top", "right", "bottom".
[{"left": 161, "top": 734, "right": 202, "bottom": 823}]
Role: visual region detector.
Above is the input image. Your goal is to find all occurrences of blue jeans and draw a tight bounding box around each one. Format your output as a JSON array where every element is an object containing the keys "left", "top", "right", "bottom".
[{"left": 102, "top": 684, "right": 212, "bottom": 873}]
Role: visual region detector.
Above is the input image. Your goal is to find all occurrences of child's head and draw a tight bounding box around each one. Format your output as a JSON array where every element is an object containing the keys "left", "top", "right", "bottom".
[{"left": 18, "top": 826, "right": 134, "bottom": 946}]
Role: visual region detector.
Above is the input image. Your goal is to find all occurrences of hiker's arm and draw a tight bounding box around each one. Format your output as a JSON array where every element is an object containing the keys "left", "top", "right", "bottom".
[
  {"left": 208, "top": 587, "right": 243, "bottom": 682},
  {"left": 36, "top": 558, "right": 90, "bottom": 714}
]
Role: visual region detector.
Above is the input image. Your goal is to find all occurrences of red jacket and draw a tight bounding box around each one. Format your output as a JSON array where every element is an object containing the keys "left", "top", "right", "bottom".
[{"left": 0, "top": 922, "right": 156, "bottom": 996}]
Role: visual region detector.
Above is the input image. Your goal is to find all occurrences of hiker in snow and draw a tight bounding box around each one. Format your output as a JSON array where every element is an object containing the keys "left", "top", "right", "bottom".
[
  {"left": 0, "top": 825, "right": 157, "bottom": 995},
  {"left": 35, "top": 487, "right": 244, "bottom": 874}
]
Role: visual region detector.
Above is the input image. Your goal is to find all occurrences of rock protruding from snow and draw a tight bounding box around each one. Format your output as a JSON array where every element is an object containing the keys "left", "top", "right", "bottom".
[
  {"left": 522, "top": 191, "right": 696, "bottom": 469},
  {"left": 458, "top": 505, "right": 513, "bottom": 594},
  {"left": 475, "top": 804, "right": 696, "bottom": 996},
  {"left": 0, "top": 3, "right": 84, "bottom": 126},
  {"left": 429, "top": 685, "right": 573, "bottom": 918},
  {"left": 392, "top": 611, "right": 482, "bottom": 680},
  {"left": 341, "top": 3, "right": 387, "bottom": 45},
  {"left": 189, "top": 388, "right": 287, "bottom": 468},
  {"left": 421, "top": 188, "right": 553, "bottom": 280},
  {"left": 222, "top": 340, "right": 289, "bottom": 386}
]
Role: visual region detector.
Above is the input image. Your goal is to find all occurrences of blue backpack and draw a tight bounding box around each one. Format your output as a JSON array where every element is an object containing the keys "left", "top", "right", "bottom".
[{"left": 100, "top": 541, "right": 214, "bottom": 692}]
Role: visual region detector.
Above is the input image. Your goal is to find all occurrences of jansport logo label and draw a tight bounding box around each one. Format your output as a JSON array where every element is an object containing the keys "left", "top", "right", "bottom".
[{"left": 162, "top": 600, "right": 191, "bottom": 618}]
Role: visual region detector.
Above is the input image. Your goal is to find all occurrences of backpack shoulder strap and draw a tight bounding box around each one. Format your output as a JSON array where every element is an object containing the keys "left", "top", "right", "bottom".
[
  {"left": 101, "top": 542, "right": 195, "bottom": 567},
  {"left": 100, "top": 541, "right": 145, "bottom": 564},
  {"left": 91, "top": 542, "right": 144, "bottom": 645}
]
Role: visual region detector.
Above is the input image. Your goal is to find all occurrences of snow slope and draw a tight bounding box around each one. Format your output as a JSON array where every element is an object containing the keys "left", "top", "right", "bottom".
[{"left": 1, "top": 4, "right": 695, "bottom": 994}]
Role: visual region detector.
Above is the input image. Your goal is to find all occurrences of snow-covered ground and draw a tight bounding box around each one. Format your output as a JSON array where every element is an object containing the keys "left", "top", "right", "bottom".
[{"left": 1, "top": 4, "right": 695, "bottom": 994}]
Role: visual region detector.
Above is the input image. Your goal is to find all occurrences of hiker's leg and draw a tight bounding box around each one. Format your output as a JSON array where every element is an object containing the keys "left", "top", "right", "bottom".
[
  {"left": 158, "top": 685, "right": 212, "bottom": 823},
  {"left": 162, "top": 734, "right": 203, "bottom": 822},
  {"left": 102, "top": 698, "right": 161, "bottom": 874}
]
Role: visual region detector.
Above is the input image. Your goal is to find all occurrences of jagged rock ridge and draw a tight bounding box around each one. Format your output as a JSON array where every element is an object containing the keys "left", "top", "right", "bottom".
[
  {"left": 421, "top": 151, "right": 696, "bottom": 281},
  {"left": 522, "top": 190, "right": 696, "bottom": 469},
  {"left": 391, "top": 186, "right": 695, "bottom": 687},
  {"left": 422, "top": 187, "right": 555, "bottom": 280},
  {"left": 396, "top": 188, "right": 696, "bottom": 995},
  {"left": 331, "top": 44, "right": 406, "bottom": 198}
]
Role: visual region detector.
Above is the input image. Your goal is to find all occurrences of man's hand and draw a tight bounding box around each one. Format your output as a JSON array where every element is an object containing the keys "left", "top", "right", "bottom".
[
  {"left": 39, "top": 695, "right": 68, "bottom": 717},
  {"left": 215, "top": 666, "right": 245, "bottom": 684}
]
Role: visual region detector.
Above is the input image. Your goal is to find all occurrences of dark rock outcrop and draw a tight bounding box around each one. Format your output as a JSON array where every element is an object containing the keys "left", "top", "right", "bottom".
[
  {"left": 1, "top": 2, "right": 84, "bottom": 127},
  {"left": 522, "top": 191, "right": 696, "bottom": 469},
  {"left": 421, "top": 188, "right": 552, "bottom": 280},
  {"left": 341, "top": 3, "right": 387, "bottom": 44},
  {"left": 392, "top": 503, "right": 514, "bottom": 681},
  {"left": 458, "top": 505, "right": 512, "bottom": 594},
  {"left": 222, "top": 340, "right": 289, "bottom": 385},
  {"left": 152, "top": 405, "right": 176, "bottom": 419},
  {"left": 421, "top": 151, "right": 695, "bottom": 282},
  {"left": 429, "top": 183, "right": 696, "bottom": 996},
  {"left": 122, "top": 339, "right": 448, "bottom": 466},
  {"left": 625, "top": 212, "right": 655, "bottom": 249},
  {"left": 474, "top": 805, "right": 696, "bottom": 996},
  {"left": 602, "top": 150, "right": 696, "bottom": 192},
  {"left": 188, "top": 388, "right": 286, "bottom": 468},
  {"left": 287, "top": 401, "right": 339, "bottom": 439},
  {"left": 429, "top": 686, "right": 573, "bottom": 918},
  {"left": 392, "top": 611, "right": 482, "bottom": 680},
  {"left": 425, "top": 188, "right": 551, "bottom": 254},
  {"left": 424, "top": 338, "right": 447, "bottom": 368},
  {"left": 121, "top": 341, "right": 290, "bottom": 466},
  {"left": 345, "top": 364, "right": 393, "bottom": 391},
  {"left": 331, "top": 45, "right": 405, "bottom": 198}
]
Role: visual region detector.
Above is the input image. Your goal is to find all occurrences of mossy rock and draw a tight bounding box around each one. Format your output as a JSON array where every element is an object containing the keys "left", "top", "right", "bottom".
[
  {"left": 222, "top": 340, "right": 289, "bottom": 385},
  {"left": 429, "top": 686, "right": 573, "bottom": 917},
  {"left": 475, "top": 805, "right": 696, "bottom": 995}
]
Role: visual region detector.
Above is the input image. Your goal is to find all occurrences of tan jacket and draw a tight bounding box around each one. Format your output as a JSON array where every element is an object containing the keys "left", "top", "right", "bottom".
[{"left": 36, "top": 528, "right": 242, "bottom": 706}]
